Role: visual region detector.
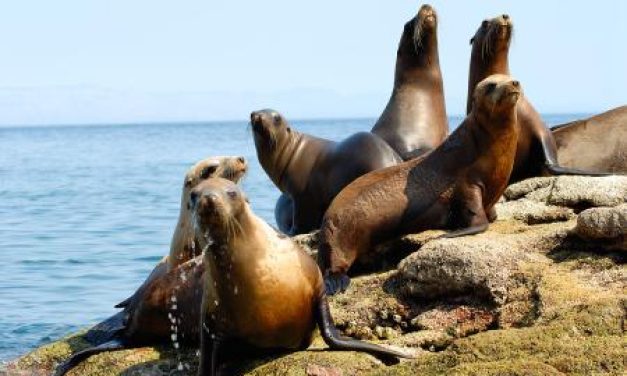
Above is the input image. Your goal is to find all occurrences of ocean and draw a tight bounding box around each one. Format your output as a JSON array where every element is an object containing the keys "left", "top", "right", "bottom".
[{"left": 0, "top": 114, "right": 584, "bottom": 361}]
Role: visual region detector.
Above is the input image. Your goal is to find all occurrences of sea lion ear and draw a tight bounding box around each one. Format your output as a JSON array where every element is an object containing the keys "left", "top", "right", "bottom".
[{"left": 470, "top": 36, "right": 475, "bottom": 45}]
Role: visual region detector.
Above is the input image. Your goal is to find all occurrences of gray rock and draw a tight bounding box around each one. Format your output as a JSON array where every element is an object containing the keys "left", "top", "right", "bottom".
[
  {"left": 293, "top": 230, "right": 319, "bottom": 257},
  {"left": 504, "top": 176, "right": 627, "bottom": 209},
  {"left": 397, "top": 223, "right": 568, "bottom": 305},
  {"left": 495, "top": 199, "right": 574, "bottom": 224},
  {"left": 575, "top": 204, "right": 627, "bottom": 241}
]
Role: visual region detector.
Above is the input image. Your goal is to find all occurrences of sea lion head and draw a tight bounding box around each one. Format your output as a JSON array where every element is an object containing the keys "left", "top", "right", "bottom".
[
  {"left": 190, "top": 178, "right": 248, "bottom": 245},
  {"left": 250, "top": 109, "right": 292, "bottom": 152},
  {"left": 185, "top": 156, "right": 247, "bottom": 189},
  {"left": 472, "top": 74, "right": 521, "bottom": 117},
  {"left": 470, "top": 14, "right": 513, "bottom": 60},
  {"left": 250, "top": 109, "right": 297, "bottom": 188},
  {"left": 398, "top": 4, "right": 438, "bottom": 61}
]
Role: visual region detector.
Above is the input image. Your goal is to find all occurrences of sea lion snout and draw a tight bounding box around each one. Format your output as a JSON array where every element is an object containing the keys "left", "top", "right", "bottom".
[{"left": 418, "top": 4, "right": 436, "bottom": 27}]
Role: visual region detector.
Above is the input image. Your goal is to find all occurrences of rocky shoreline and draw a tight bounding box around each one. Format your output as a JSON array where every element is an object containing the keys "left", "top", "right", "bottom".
[{"left": 6, "top": 176, "right": 626, "bottom": 375}]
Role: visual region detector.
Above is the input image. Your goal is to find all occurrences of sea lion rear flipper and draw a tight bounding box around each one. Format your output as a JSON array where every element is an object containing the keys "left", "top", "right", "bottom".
[
  {"left": 541, "top": 136, "right": 611, "bottom": 176},
  {"left": 83, "top": 311, "right": 127, "bottom": 345},
  {"left": 315, "top": 294, "right": 413, "bottom": 361},
  {"left": 545, "top": 163, "right": 612, "bottom": 177},
  {"left": 114, "top": 297, "right": 132, "bottom": 308},
  {"left": 324, "top": 273, "right": 350, "bottom": 296},
  {"left": 54, "top": 339, "right": 126, "bottom": 376}
]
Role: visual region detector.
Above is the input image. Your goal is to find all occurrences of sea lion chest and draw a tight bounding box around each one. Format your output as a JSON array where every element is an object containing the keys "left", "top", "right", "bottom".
[{"left": 212, "top": 237, "right": 317, "bottom": 349}]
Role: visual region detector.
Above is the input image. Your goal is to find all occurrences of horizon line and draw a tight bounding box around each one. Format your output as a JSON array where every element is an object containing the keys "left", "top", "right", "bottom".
[{"left": 0, "top": 112, "right": 592, "bottom": 130}]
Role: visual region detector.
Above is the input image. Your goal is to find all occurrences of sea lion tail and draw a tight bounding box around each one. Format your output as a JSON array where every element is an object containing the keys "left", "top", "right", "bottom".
[
  {"left": 315, "top": 294, "right": 414, "bottom": 360},
  {"left": 54, "top": 339, "right": 126, "bottom": 376}
]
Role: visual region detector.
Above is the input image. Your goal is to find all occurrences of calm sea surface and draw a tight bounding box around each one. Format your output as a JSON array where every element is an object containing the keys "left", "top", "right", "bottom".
[{"left": 0, "top": 114, "right": 584, "bottom": 361}]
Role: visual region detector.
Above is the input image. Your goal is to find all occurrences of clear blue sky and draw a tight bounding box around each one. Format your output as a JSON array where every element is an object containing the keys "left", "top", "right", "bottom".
[{"left": 0, "top": 0, "right": 625, "bottom": 125}]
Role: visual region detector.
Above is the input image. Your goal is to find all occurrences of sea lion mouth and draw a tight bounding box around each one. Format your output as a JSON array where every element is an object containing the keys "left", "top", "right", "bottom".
[{"left": 413, "top": 6, "right": 436, "bottom": 50}]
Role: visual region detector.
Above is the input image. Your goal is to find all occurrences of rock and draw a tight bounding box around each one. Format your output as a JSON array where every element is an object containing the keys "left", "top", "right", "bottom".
[
  {"left": 306, "top": 364, "right": 343, "bottom": 376},
  {"left": 504, "top": 176, "right": 627, "bottom": 209},
  {"left": 293, "top": 230, "right": 319, "bottom": 257},
  {"left": 398, "top": 235, "right": 544, "bottom": 305},
  {"left": 575, "top": 204, "right": 627, "bottom": 242},
  {"left": 495, "top": 199, "right": 574, "bottom": 224}
]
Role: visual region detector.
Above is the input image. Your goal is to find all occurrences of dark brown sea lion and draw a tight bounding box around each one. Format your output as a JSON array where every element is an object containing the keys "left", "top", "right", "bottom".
[
  {"left": 54, "top": 156, "right": 247, "bottom": 376},
  {"left": 371, "top": 4, "right": 449, "bottom": 160},
  {"left": 319, "top": 74, "right": 522, "bottom": 295},
  {"left": 251, "top": 109, "right": 401, "bottom": 235},
  {"left": 552, "top": 106, "right": 627, "bottom": 173},
  {"left": 191, "top": 178, "right": 412, "bottom": 376},
  {"left": 55, "top": 256, "right": 206, "bottom": 376},
  {"left": 467, "top": 15, "right": 607, "bottom": 183}
]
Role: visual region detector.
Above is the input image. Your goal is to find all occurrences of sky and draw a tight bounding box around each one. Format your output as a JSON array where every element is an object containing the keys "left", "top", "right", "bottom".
[{"left": 0, "top": 0, "right": 625, "bottom": 125}]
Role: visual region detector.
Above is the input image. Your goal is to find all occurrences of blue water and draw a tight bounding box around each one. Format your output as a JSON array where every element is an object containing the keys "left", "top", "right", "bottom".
[{"left": 0, "top": 114, "right": 584, "bottom": 361}]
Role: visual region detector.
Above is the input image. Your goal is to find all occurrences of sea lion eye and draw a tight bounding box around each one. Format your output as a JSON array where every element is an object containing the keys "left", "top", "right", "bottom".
[
  {"left": 485, "top": 83, "right": 497, "bottom": 94},
  {"left": 482, "top": 20, "right": 489, "bottom": 28},
  {"left": 272, "top": 113, "right": 281, "bottom": 125},
  {"left": 200, "top": 165, "right": 218, "bottom": 179},
  {"left": 226, "top": 189, "right": 238, "bottom": 199}
]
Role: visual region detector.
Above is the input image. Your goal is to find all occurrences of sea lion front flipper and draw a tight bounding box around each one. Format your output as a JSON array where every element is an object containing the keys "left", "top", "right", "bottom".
[
  {"left": 324, "top": 273, "right": 351, "bottom": 296},
  {"left": 199, "top": 321, "right": 223, "bottom": 376},
  {"left": 441, "top": 184, "right": 489, "bottom": 239},
  {"left": 315, "top": 293, "right": 413, "bottom": 361},
  {"left": 440, "top": 223, "right": 488, "bottom": 239},
  {"left": 54, "top": 339, "right": 126, "bottom": 376}
]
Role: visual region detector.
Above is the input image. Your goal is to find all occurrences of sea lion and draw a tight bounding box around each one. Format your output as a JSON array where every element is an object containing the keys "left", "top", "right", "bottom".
[
  {"left": 191, "top": 178, "right": 412, "bottom": 376},
  {"left": 467, "top": 15, "right": 607, "bottom": 183},
  {"left": 552, "top": 106, "right": 627, "bottom": 173},
  {"left": 371, "top": 4, "right": 449, "bottom": 160},
  {"left": 55, "top": 256, "right": 206, "bottom": 376},
  {"left": 319, "top": 74, "right": 522, "bottom": 295},
  {"left": 169, "top": 156, "right": 248, "bottom": 270},
  {"left": 252, "top": 109, "right": 401, "bottom": 235},
  {"left": 54, "top": 156, "right": 247, "bottom": 376}
]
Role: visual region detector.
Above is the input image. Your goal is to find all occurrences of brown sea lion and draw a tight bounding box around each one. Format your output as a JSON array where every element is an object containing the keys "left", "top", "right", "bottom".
[
  {"left": 467, "top": 15, "right": 607, "bottom": 183},
  {"left": 54, "top": 156, "right": 247, "bottom": 376},
  {"left": 251, "top": 109, "right": 401, "bottom": 235},
  {"left": 552, "top": 106, "right": 627, "bottom": 173},
  {"left": 371, "top": 4, "right": 449, "bottom": 160},
  {"left": 169, "top": 156, "right": 248, "bottom": 270},
  {"left": 191, "top": 178, "right": 412, "bottom": 376},
  {"left": 54, "top": 256, "right": 206, "bottom": 376},
  {"left": 319, "top": 74, "right": 522, "bottom": 295}
]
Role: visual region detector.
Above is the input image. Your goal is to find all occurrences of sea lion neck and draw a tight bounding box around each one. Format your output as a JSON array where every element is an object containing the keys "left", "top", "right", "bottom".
[
  {"left": 467, "top": 44, "right": 510, "bottom": 114},
  {"left": 272, "top": 130, "right": 304, "bottom": 191},
  {"left": 201, "top": 207, "right": 262, "bottom": 263},
  {"left": 395, "top": 29, "right": 440, "bottom": 86}
]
